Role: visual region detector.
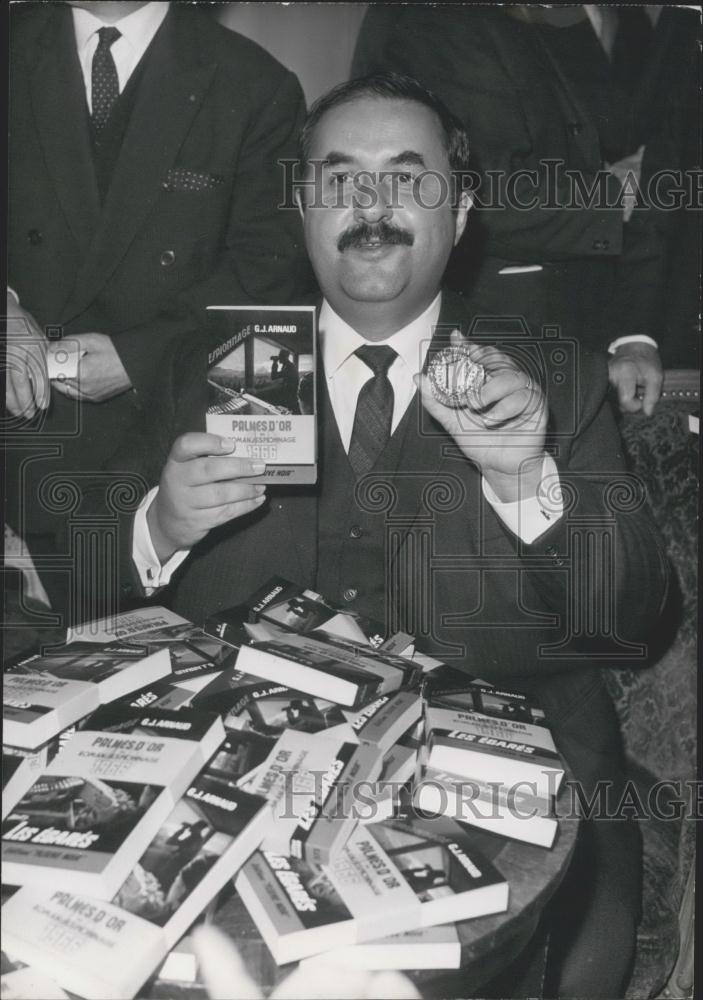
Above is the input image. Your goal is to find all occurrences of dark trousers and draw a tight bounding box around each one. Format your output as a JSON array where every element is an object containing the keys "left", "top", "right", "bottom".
[{"left": 544, "top": 817, "right": 641, "bottom": 998}]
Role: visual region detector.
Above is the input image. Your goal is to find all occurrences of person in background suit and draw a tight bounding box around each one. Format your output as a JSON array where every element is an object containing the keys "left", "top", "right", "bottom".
[
  {"left": 5, "top": 1, "right": 311, "bottom": 603},
  {"left": 98, "top": 73, "right": 668, "bottom": 998},
  {"left": 352, "top": 5, "right": 698, "bottom": 417}
]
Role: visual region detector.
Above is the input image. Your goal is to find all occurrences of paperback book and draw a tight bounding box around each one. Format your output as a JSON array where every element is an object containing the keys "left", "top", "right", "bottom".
[
  {"left": 1, "top": 771, "right": 269, "bottom": 1000},
  {"left": 238, "top": 577, "right": 414, "bottom": 655},
  {"left": 130, "top": 622, "right": 240, "bottom": 681},
  {"left": 2, "top": 706, "right": 224, "bottom": 899},
  {"left": 205, "top": 306, "right": 317, "bottom": 484},
  {"left": 3, "top": 642, "right": 172, "bottom": 750},
  {"left": 345, "top": 690, "right": 422, "bottom": 753},
  {"left": 235, "top": 819, "right": 508, "bottom": 964},
  {"left": 358, "top": 734, "right": 421, "bottom": 825},
  {"left": 2, "top": 747, "right": 48, "bottom": 821},
  {"left": 414, "top": 766, "right": 558, "bottom": 848},
  {"left": 114, "top": 676, "right": 195, "bottom": 713},
  {"left": 235, "top": 630, "right": 417, "bottom": 709},
  {"left": 67, "top": 606, "right": 190, "bottom": 645},
  {"left": 205, "top": 731, "right": 274, "bottom": 789},
  {"left": 425, "top": 677, "right": 549, "bottom": 726},
  {"left": 424, "top": 687, "right": 563, "bottom": 800},
  {"left": 241, "top": 729, "right": 383, "bottom": 863},
  {"left": 193, "top": 666, "right": 351, "bottom": 742}
]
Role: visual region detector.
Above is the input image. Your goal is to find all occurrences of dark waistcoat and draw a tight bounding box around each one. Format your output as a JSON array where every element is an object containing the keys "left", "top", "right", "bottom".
[
  {"left": 89, "top": 51, "right": 150, "bottom": 203},
  {"left": 315, "top": 375, "right": 418, "bottom": 626}
]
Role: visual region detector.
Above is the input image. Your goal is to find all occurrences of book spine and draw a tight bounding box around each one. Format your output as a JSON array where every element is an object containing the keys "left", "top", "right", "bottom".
[
  {"left": 295, "top": 744, "right": 384, "bottom": 866},
  {"left": 429, "top": 728, "right": 561, "bottom": 769}
]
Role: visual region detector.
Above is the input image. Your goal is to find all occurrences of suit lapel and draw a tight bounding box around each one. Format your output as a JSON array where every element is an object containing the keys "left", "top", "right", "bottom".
[
  {"left": 29, "top": 7, "right": 100, "bottom": 261},
  {"left": 65, "top": 9, "right": 217, "bottom": 320}
]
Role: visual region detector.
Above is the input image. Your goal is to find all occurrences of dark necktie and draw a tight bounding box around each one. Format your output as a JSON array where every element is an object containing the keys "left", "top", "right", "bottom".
[
  {"left": 348, "top": 345, "right": 397, "bottom": 477},
  {"left": 91, "top": 26, "right": 121, "bottom": 131},
  {"left": 611, "top": 8, "right": 653, "bottom": 94}
]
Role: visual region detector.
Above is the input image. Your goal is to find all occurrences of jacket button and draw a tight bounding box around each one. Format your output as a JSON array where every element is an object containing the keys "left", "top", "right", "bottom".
[
  {"left": 343, "top": 587, "right": 358, "bottom": 603},
  {"left": 160, "top": 250, "right": 176, "bottom": 267},
  {"left": 592, "top": 239, "right": 610, "bottom": 251},
  {"left": 27, "top": 229, "right": 42, "bottom": 245},
  {"left": 545, "top": 545, "right": 558, "bottom": 557},
  {"left": 349, "top": 525, "right": 363, "bottom": 539},
  {"left": 568, "top": 121, "right": 583, "bottom": 136}
]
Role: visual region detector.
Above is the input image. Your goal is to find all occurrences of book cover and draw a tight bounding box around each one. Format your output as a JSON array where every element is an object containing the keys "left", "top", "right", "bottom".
[
  {"left": 67, "top": 606, "right": 191, "bottom": 645},
  {"left": 3, "top": 642, "right": 172, "bottom": 750},
  {"left": 2, "top": 707, "right": 224, "bottom": 899},
  {"left": 426, "top": 677, "right": 549, "bottom": 727},
  {"left": 69, "top": 606, "right": 238, "bottom": 682},
  {"left": 241, "top": 730, "right": 374, "bottom": 861},
  {"left": 236, "top": 819, "right": 508, "bottom": 964},
  {"left": 204, "top": 731, "right": 274, "bottom": 789},
  {"left": 414, "top": 767, "right": 558, "bottom": 849},
  {"left": 205, "top": 306, "right": 317, "bottom": 484},
  {"left": 131, "top": 623, "right": 240, "bottom": 680},
  {"left": 424, "top": 704, "right": 564, "bottom": 800},
  {"left": 1, "top": 764, "right": 269, "bottom": 1000},
  {"left": 2, "top": 747, "right": 48, "bottom": 820},
  {"left": 113, "top": 676, "right": 195, "bottom": 713},
  {"left": 242, "top": 577, "right": 414, "bottom": 655},
  {"left": 193, "top": 666, "right": 351, "bottom": 742}
]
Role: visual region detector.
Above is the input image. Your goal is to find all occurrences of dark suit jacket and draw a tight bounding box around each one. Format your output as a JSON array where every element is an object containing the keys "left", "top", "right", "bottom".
[
  {"left": 8, "top": 3, "right": 311, "bottom": 529},
  {"left": 106, "top": 290, "right": 668, "bottom": 797},
  {"left": 351, "top": 7, "right": 681, "bottom": 350}
]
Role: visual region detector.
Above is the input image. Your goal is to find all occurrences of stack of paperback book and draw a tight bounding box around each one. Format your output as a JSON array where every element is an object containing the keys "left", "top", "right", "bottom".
[
  {"left": 2, "top": 608, "right": 243, "bottom": 821},
  {"left": 1, "top": 576, "right": 567, "bottom": 998},
  {"left": 413, "top": 677, "right": 563, "bottom": 847}
]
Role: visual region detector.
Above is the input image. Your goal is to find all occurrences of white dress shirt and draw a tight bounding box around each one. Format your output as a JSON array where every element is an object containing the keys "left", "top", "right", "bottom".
[
  {"left": 133, "top": 293, "right": 564, "bottom": 592},
  {"left": 320, "top": 294, "right": 442, "bottom": 449},
  {"left": 71, "top": 1, "right": 170, "bottom": 111}
]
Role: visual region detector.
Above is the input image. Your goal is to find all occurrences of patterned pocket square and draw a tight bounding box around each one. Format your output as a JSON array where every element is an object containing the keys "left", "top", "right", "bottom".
[{"left": 162, "top": 168, "right": 225, "bottom": 192}]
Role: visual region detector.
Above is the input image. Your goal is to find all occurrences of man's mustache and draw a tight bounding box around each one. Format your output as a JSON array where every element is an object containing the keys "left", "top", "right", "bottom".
[{"left": 337, "top": 221, "right": 415, "bottom": 253}]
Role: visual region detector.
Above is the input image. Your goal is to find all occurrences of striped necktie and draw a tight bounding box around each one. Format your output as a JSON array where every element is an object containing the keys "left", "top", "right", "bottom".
[{"left": 348, "top": 345, "right": 397, "bottom": 476}]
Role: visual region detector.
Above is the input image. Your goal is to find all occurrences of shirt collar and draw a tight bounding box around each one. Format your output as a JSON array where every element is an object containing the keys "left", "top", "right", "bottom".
[
  {"left": 320, "top": 293, "right": 442, "bottom": 379},
  {"left": 71, "top": 2, "right": 170, "bottom": 54}
]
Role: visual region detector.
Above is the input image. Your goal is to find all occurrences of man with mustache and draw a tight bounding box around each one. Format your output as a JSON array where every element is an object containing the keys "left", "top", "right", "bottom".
[{"left": 109, "top": 74, "right": 666, "bottom": 997}]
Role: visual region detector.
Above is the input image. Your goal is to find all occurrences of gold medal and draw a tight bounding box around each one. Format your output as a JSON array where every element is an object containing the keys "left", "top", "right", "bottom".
[{"left": 428, "top": 344, "right": 486, "bottom": 409}]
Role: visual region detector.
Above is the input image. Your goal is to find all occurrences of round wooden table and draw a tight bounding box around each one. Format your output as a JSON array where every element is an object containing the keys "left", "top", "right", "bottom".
[{"left": 148, "top": 797, "right": 578, "bottom": 1000}]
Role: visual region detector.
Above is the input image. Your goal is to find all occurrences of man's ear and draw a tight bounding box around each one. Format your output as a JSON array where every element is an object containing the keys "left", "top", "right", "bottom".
[
  {"left": 295, "top": 188, "right": 305, "bottom": 222},
  {"left": 453, "top": 190, "right": 472, "bottom": 246}
]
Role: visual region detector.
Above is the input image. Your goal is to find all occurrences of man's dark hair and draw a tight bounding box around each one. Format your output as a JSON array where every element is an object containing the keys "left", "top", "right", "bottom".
[{"left": 299, "top": 72, "right": 471, "bottom": 178}]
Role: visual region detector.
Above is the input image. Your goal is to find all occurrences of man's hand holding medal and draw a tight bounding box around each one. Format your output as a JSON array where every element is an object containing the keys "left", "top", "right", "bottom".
[{"left": 417, "top": 330, "right": 548, "bottom": 503}]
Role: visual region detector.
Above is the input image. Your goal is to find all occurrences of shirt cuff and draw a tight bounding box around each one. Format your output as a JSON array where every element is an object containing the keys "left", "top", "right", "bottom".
[
  {"left": 482, "top": 455, "right": 564, "bottom": 544},
  {"left": 133, "top": 487, "right": 190, "bottom": 594},
  {"left": 608, "top": 335, "right": 659, "bottom": 354}
]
